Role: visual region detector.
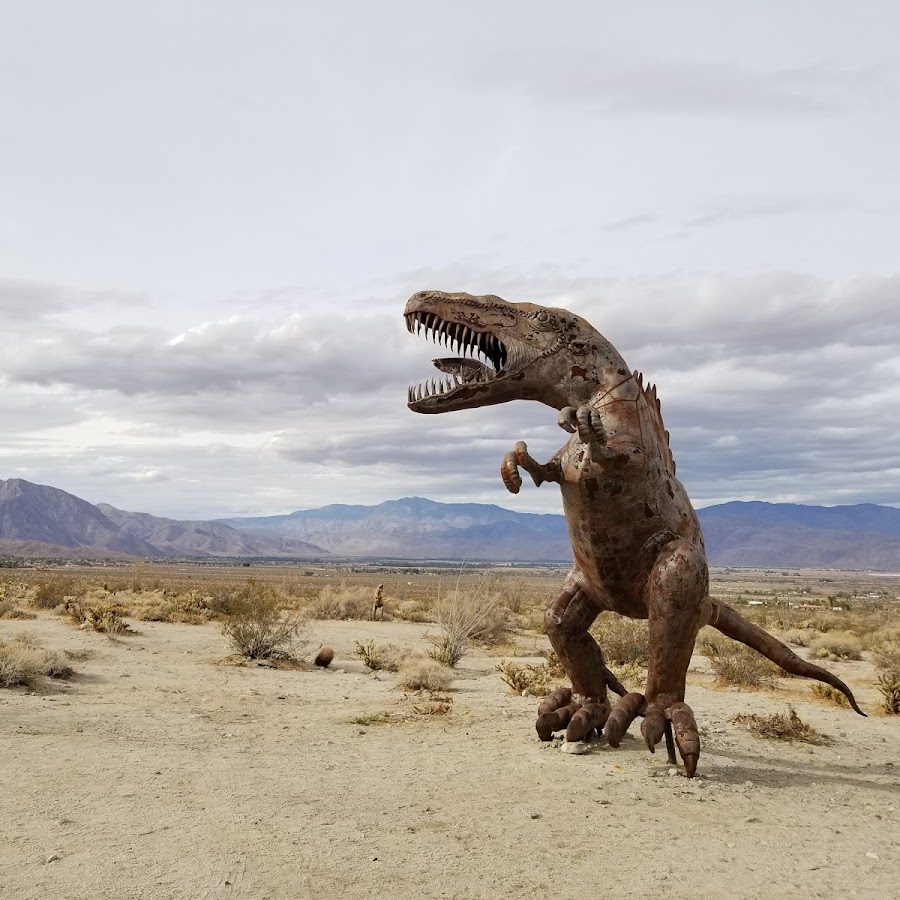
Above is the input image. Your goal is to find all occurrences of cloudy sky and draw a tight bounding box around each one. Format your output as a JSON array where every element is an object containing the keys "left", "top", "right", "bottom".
[{"left": 2, "top": 2, "right": 899, "bottom": 519}]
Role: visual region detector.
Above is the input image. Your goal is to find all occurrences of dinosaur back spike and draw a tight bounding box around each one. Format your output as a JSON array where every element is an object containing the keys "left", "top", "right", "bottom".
[{"left": 637, "top": 372, "right": 676, "bottom": 476}]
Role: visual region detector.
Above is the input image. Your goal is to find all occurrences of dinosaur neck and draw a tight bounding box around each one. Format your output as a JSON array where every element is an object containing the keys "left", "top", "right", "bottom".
[{"left": 539, "top": 340, "right": 634, "bottom": 411}]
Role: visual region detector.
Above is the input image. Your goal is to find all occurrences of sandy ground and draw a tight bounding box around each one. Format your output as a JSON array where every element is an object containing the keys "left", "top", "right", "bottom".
[{"left": 1, "top": 615, "right": 898, "bottom": 900}]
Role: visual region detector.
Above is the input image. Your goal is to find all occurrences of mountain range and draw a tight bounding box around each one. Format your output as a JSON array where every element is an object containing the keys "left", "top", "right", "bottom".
[{"left": 2, "top": 477, "right": 900, "bottom": 569}]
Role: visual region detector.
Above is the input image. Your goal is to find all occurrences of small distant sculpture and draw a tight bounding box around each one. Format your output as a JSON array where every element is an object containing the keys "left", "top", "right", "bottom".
[
  {"left": 404, "top": 290, "right": 864, "bottom": 776},
  {"left": 372, "top": 584, "right": 385, "bottom": 621}
]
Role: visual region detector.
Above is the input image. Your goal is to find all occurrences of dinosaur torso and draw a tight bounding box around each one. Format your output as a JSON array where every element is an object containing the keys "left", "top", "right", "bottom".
[{"left": 555, "top": 373, "right": 705, "bottom": 618}]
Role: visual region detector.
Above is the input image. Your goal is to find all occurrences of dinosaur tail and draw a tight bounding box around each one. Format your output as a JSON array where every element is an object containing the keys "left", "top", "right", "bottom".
[{"left": 709, "top": 601, "right": 866, "bottom": 716}]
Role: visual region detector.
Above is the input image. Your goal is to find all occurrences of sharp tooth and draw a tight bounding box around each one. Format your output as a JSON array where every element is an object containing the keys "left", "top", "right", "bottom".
[{"left": 407, "top": 386, "right": 412, "bottom": 403}]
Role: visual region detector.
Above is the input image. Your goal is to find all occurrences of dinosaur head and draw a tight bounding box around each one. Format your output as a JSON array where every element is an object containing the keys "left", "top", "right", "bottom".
[{"left": 404, "top": 290, "right": 618, "bottom": 413}]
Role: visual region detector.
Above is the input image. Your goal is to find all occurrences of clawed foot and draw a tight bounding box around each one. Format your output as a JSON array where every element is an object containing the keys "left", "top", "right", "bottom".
[
  {"left": 604, "top": 693, "right": 701, "bottom": 777},
  {"left": 543, "top": 689, "right": 701, "bottom": 776},
  {"left": 535, "top": 687, "right": 609, "bottom": 743}
]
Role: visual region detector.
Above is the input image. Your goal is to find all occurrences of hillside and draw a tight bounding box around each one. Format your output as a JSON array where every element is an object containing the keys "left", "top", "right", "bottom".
[
  {"left": 0, "top": 479, "right": 325, "bottom": 559},
  {"left": 2, "top": 478, "right": 900, "bottom": 567}
]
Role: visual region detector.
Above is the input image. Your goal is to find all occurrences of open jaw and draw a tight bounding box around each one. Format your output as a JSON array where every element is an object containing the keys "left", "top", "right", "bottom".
[{"left": 405, "top": 309, "right": 509, "bottom": 406}]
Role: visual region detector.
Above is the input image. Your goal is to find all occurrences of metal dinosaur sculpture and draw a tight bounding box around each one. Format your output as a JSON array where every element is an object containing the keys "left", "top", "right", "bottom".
[{"left": 403, "top": 289, "right": 864, "bottom": 777}]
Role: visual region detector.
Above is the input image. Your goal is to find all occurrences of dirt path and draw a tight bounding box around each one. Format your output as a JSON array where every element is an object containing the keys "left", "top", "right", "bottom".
[{"left": 1, "top": 616, "right": 898, "bottom": 899}]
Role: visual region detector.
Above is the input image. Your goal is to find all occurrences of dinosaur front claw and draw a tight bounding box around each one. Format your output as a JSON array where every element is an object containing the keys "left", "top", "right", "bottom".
[
  {"left": 501, "top": 441, "right": 560, "bottom": 494},
  {"left": 559, "top": 405, "right": 607, "bottom": 445}
]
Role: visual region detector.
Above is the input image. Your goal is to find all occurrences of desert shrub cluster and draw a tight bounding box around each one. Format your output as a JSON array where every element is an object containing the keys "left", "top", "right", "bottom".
[
  {"left": 354, "top": 640, "right": 408, "bottom": 673},
  {"left": 0, "top": 635, "right": 73, "bottom": 687},
  {"left": 699, "top": 632, "right": 780, "bottom": 687},
  {"left": 31, "top": 575, "right": 86, "bottom": 609}
]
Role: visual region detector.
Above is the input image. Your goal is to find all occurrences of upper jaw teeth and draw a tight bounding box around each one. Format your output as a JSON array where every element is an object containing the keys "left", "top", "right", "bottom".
[
  {"left": 405, "top": 311, "right": 507, "bottom": 371},
  {"left": 405, "top": 310, "right": 508, "bottom": 403}
]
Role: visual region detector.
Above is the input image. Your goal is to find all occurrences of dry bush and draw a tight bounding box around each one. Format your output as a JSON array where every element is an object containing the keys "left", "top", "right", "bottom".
[
  {"left": 592, "top": 616, "right": 649, "bottom": 666},
  {"left": 354, "top": 640, "right": 408, "bottom": 673},
  {"left": 0, "top": 598, "right": 36, "bottom": 620},
  {"left": 609, "top": 660, "right": 645, "bottom": 688},
  {"left": 731, "top": 706, "right": 827, "bottom": 743},
  {"left": 219, "top": 581, "right": 307, "bottom": 660},
  {"left": 872, "top": 641, "right": 900, "bottom": 673},
  {"left": 873, "top": 641, "right": 900, "bottom": 715},
  {"left": 393, "top": 599, "right": 434, "bottom": 623},
  {"left": 495, "top": 659, "right": 553, "bottom": 695},
  {"left": 0, "top": 636, "right": 74, "bottom": 687},
  {"left": 487, "top": 575, "right": 530, "bottom": 614},
  {"left": 810, "top": 631, "right": 863, "bottom": 661},
  {"left": 544, "top": 649, "right": 566, "bottom": 678},
  {"left": 412, "top": 695, "right": 453, "bottom": 716},
  {"left": 427, "top": 584, "right": 508, "bottom": 667},
  {"left": 307, "top": 583, "right": 373, "bottom": 620},
  {"left": 781, "top": 628, "right": 817, "bottom": 648},
  {"left": 876, "top": 672, "right": 900, "bottom": 715},
  {"left": 699, "top": 633, "right": 780, "bottom": 687},
  {"left": 811, "top": 683, "right": 850, "bottom": 707},
  {"left": 397, "top": 658, "right": 452, "bottom": 691},
  {"left": 65, "top": 601, "right": 134, "bottom": 635},
  {"left": 31, "top": 575, "right": 85, "bottom": 610}
]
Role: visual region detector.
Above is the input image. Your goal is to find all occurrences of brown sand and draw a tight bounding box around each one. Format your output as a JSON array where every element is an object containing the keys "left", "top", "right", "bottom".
[{"left": 1, "top": 615, "right": 898, "bottom": 900}]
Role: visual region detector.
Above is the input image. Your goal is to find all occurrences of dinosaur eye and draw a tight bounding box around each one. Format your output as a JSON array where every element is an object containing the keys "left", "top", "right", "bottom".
[
  {"left": 569, "top": 340, "right": 589, "bottom": 354},
  {"left": 535, "top": 310, "right": 550, "bottom": 323}
]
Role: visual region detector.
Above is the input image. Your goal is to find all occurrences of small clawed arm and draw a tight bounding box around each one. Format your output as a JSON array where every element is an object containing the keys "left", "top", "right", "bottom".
[{"left": 501, "top": 441, "right": 561, "bottom": 494}]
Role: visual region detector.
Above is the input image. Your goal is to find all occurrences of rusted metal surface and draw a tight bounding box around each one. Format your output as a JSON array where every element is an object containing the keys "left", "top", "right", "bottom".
[{"left": 404, "top": 290, "right": 864, "bottom": 776}]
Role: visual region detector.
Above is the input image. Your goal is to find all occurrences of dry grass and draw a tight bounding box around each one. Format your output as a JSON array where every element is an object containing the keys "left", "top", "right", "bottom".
[
  {"left": 219, "top": 580, "right": 307, "bottom": 660},
  {"left": 699, "top": 632, "right": 780, "bottom": 687},
  {"left": 811, "top": 683, "right": 850, "bottom": 707},
  {"left": 810, "top": 631, "right": 863, "bottom": 661},
  {"left": 731, "top": 706, "right": 827, "bottom": 743},
  {"left": 592, "top": 616, "right": 649, "bottom": 666},
  {"left": 396, "top": 658, "right": 452, "bottom": 692},
  {"left": 307, "top": 583, "right": 373, "bottom": 620},
  {"left": 427, "top": 583, "right": 509, "bottom": 667},
  {"left": 0, "top": 635, "right": 74, "bottom": 687}
]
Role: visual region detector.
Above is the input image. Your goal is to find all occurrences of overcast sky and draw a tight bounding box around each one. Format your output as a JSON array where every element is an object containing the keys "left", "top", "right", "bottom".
[{"left": 2, "top": 2, "right": 899, "bottom": 519}]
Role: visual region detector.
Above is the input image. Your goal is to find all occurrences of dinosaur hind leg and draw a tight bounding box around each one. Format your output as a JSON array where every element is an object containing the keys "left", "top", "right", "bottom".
[
  {"left": 639, "top": 539, "right": 709, "bottom": 776},
  {"left": 538, "top": 579, "right": 609, "bottom": 743}
]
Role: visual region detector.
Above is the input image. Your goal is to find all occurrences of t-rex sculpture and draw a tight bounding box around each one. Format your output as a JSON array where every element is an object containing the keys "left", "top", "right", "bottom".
[{"left": 403, "top": 290, "right": 864, "bottom": 777}]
